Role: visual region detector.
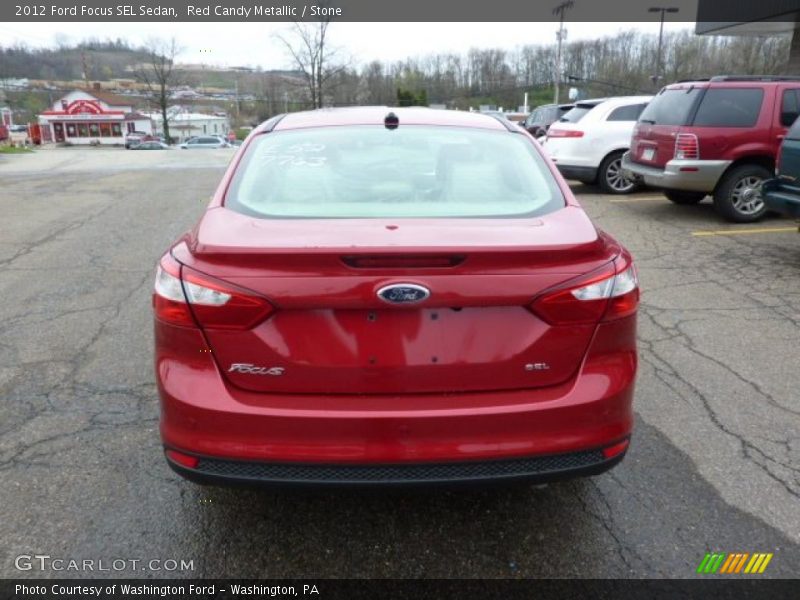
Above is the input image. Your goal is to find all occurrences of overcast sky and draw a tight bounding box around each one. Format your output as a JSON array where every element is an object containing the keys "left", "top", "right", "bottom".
[{"left": 1, "top": 21, "right": 694, "bottom": 69}]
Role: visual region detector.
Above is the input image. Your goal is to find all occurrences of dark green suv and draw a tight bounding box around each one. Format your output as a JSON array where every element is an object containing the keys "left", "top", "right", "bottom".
[{"left": 763, "top": 116, "right": 800, "bottom": 226}]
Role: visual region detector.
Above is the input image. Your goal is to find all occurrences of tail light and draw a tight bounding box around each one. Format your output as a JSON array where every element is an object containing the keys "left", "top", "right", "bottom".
[
  {"left": 530, "top": 255, "right": 639, "bottom": 325},
  {"left": 674, "top": 133, "right": 699, "bottom": 160},
  {"left": 547, "top": 128, "right": 584, "bottom": 138},
  {"left": 153, "top": 252, "right": 274, "bottom": 330}
]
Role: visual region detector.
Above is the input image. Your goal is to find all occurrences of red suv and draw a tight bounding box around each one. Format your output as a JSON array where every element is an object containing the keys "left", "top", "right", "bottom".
[
  {"left": 153, "top": 107, "right": 638, "bottom": 486},
  {"left": 622, "top": 76, "right": 800, "bottom": 222}
]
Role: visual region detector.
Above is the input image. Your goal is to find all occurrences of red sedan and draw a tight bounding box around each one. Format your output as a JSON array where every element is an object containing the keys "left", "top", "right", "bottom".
[{"left": 153, "top": 107, "right": 638, "bottom": 485}]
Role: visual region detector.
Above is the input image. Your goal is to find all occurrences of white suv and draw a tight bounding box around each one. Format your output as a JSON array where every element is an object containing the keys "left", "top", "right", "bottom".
[{"left": 542, "top": 96, "right": 652, "bottom": 194}]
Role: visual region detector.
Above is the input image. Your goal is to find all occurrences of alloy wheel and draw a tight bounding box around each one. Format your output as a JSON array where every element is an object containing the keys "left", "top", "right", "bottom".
[
  {"left": 605, "top": 157, "right": 636, "bottom": 193},
  {"left": 730, "top": 176, "right": 765, "bottom": 216}
]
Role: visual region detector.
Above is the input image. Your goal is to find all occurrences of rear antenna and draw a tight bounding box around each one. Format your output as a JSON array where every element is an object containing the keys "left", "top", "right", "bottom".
[{"left": 384, "top": 111, "right": 399, "bottom": 130}]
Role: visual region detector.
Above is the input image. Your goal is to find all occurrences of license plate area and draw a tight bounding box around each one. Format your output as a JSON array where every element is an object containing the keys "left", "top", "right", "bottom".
[{"left": 641, "top": 147, "right": 655, "bottom": 161}]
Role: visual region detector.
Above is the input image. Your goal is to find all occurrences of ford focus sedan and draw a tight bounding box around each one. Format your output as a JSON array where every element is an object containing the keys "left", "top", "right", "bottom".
[{"left": 153, "top": 107, "right": 638, "bottom": 486}]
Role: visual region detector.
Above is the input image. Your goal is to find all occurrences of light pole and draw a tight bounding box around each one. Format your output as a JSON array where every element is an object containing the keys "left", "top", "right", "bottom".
[
  {"left": 649, "top": 6, "right": 679, "bottom": 89},
  {"left": 553, "top": 1, "right": 574, "bottom": 104}
]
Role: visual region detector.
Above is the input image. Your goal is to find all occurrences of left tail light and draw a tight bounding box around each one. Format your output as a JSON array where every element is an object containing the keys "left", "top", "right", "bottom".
[
  {"left": 547, "top": 128, "right": 584, "bottom": 138},
  {"left": 153, "top": 252, "right": 274, "bottom": 330},
  {"left": 530, "top": 255, "right": 639, "bottom": 325}
]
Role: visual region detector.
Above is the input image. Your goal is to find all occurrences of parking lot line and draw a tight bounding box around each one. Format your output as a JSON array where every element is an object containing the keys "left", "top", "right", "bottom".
[{"left": 691, "top": 226, "right": 798, "bottom": 237}]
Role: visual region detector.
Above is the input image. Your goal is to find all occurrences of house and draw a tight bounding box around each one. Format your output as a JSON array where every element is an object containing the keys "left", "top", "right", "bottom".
[
  {"left": 38, "top": 89, "right": 152, "bottom": 145},
  {"left": 146, "top": 107, "right": 230, "bottom": 142}
]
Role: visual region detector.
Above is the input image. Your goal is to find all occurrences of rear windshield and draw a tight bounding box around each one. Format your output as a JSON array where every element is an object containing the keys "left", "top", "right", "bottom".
[
  {"left": 559, "top": 104, "right": 597, "bottom": 123},
  {"left": 225, "top": 126, "right": 565, "bottom": 219},
  {"left": 638, "top": 88, "right": 702, "bottom": 126}
]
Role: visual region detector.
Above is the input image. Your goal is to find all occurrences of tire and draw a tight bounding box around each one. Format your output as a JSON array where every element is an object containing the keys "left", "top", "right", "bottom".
[
  {"left": 712, "top": 164, "right": 771, "bottom": 223},
  {"left": 598, "top": 151, "right": 638, "bottom": 195},
  {"left": 664, "top": 190, "right": 706, "bottom": 205}
]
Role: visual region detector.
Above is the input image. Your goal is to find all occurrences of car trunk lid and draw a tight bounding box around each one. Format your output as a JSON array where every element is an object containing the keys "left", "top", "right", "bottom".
[{"left": 174, "top": 207, "right": 619, "bottom": 395}]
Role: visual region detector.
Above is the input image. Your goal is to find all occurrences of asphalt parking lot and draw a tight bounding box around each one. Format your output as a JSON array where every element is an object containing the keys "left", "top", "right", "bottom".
[{"left": 1, "top": 147, "right": 799, "bottom": 579}]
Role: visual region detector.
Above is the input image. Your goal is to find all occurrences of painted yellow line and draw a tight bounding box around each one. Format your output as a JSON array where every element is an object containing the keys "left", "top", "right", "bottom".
[{"left": 692, "top": 227, "right": 798, "bottom": 237}]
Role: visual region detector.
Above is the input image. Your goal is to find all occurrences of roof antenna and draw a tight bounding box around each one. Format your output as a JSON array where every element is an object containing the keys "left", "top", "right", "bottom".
[{"left": 384, "top": 111, "right": 399, "bottom": 130}]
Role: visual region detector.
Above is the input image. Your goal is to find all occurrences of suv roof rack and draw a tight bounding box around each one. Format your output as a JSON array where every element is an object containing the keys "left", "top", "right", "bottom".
[
  {"left": 675, "top": 78, "right": 710, "bottom": 83},
  {"left": 709, "top": 75, "right": 800, "bottom": 82}
]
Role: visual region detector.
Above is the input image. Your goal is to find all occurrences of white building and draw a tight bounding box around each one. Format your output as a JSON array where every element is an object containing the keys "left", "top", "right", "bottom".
[
  {"left": 147, "top": 107, "right": 230, "bottom": 142},
  {"left": 38, "top": 89, "right": 152, "bottom": 145}
]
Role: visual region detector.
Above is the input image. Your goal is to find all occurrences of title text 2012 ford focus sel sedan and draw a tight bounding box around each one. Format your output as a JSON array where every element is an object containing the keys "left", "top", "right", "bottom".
[{"left": 152, "top": 107, "right": 639, "bottom": 486}]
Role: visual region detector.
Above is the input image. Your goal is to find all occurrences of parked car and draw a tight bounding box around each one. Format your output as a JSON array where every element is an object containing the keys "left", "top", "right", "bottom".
[
  {"left": 541, "top": 96, "right": 652, "bottom": 194},
  {"left": 179, "top": 136, "right": 229, "bottom": 149},
  {"left": 522, "top": 103, "right": 574, "bottom": 137},
  {"left": 762, "top": 115, "right": 800, "bottom": 225},
  {"left": 622, "top": 76, "right": 800, "bottom": 222},
  {"left": 153, "top": 107, "right": 639, "bottom": 487},
  {"left": 130, "top": 141, "right": 170, "bottom": 150},
  {"left": 124, "top": 131, "right": 150, "bottom": 149},
  {"left": 479, "top": 110, "right": 511, "bottom": 121}
]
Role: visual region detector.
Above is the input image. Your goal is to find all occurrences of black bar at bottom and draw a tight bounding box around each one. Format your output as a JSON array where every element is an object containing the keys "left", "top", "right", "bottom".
[{"left": 3, "top": 579, "right": 798, "bottom": 600}]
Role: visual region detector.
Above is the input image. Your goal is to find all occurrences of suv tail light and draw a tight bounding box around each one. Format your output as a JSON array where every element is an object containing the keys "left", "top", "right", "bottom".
[
  {"left": 530, "top": 256, "right": 639, "bottom": 325},
  {"left": 153, "top": 253, "right": 274, "bottom": 330},
  {"left": 674, "top": 133, "right": 699, "bottom": 160},
  {"left": 547, "top": 128, "right": 584, "bottom": 138}
]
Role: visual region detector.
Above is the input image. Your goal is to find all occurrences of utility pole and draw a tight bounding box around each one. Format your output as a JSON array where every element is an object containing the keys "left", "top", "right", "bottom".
[
  {"left": 234, "top": 78, "right": 240, "bottom": 122},
  {"left": 553, "top": 1, "right": 574, "bottom": 104},
  {"left": 649, "top": 6, "right": 679, "bottom": 89}
]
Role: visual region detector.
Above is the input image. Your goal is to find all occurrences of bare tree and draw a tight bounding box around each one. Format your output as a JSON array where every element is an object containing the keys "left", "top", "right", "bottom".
[
  {"left": 276, "top": 15, "right": 347, "bottom": 109},
  {"left": 135, "top": 38, "right": 181, "bottom": 143}
]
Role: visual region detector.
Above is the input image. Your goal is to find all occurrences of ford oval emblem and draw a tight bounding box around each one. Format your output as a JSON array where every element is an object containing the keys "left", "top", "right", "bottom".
[{"left": 377, "top": 283, "right": 430, "bottom": 304}]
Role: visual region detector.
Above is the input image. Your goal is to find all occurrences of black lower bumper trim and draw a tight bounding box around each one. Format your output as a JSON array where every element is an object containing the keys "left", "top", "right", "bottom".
[
  {"left": 555, "top": 164, "right": 598, "bottom": 183},
  {"left": 165, "top": 447, "right": 626, "bottom": 487}
]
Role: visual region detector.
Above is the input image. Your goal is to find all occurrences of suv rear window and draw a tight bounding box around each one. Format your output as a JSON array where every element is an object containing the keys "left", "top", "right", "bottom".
[
  {"left": 559, "top": 103, "right": 599, "bottom": 123},
  {"left": 607, "top": 103, "right": 648, "bottom": 122},
  {"left": 692, "top": 88, "right": 763, "bottom": 127},
  {"left": 638, "top": 88, "right": 702, "bottom": 126},
  {"left": 225, "top": 126, "right": 564, "bottom": 219}
]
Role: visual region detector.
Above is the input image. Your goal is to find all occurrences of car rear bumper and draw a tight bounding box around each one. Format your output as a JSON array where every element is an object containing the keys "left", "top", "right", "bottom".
[
  {"left": 554, "top": 164, "right": 599, "bottom": 183},
  {"left": 763, "top": 179, "right": 800, "bottom": 220},
  {"left": 156, "top": 316, "right": 636, "bottom": 484},
  {"left": 621, "top": 152, "right": 730, "bottom": 192},
  {"left": 165, "top": 445, "right": 628, "bottom": 487}
]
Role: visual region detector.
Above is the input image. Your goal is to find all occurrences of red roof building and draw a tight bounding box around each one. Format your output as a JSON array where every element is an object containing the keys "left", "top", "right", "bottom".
[{"left": 38, "top": 90, "right": 153, "bottom": 145}]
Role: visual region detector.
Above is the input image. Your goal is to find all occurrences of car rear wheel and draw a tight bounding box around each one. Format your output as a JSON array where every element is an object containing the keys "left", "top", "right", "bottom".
[
  {"left": 713, "top": 164, "right": 770, "bottom": 223},
  {"left": 599, "top": 151, "right": 638, "bottom": 195},
  {"left": 664, "top": 190, "right": 706, "bottom": 205}
]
